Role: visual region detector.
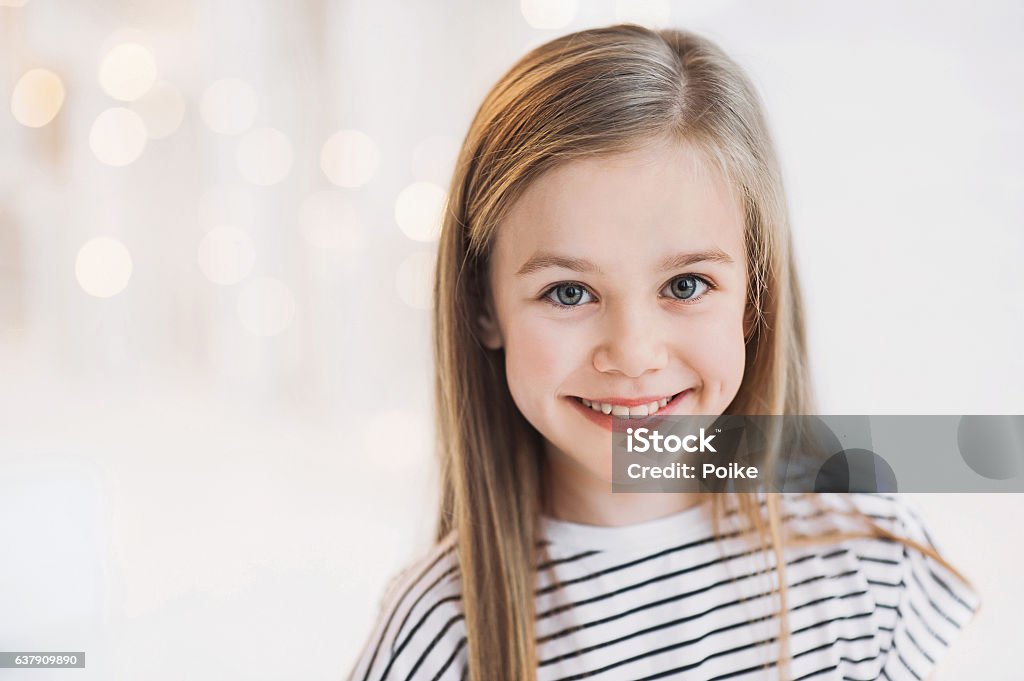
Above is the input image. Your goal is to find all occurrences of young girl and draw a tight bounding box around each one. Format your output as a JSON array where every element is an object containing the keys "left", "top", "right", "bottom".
[{"left": 348, "top": 24, "right": 978, "bottom": 681}]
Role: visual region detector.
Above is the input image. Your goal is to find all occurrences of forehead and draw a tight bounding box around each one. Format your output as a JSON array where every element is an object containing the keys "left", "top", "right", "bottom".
[{"left": 493, "top": 139, "right": 745, "bottom": 275}]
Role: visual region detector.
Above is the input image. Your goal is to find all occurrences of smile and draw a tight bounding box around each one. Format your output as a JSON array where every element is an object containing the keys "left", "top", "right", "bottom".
[{"left": 573, "top": 392, "right": 686, "bottom": 419}]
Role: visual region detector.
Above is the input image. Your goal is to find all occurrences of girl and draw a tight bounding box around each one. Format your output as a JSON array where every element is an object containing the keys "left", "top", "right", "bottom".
[{"left": 348, "top": 24, "right": 978, "bottom": 681}]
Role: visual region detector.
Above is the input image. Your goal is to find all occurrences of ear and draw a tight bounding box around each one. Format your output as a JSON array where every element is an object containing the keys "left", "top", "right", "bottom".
[{"left": 476, "top": 298, "right": 504, "bottom": 350}]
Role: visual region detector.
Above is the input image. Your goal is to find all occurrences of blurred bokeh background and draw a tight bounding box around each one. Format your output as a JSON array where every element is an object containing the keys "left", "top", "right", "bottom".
[{"left": 1, "top": 0, "right": 1021, "bottom": 679}]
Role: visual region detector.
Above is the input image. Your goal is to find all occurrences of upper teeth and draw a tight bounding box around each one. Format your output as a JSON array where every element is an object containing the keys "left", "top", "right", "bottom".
[{"left": 579, "top": 395, "right": 676, "bottom": 418}]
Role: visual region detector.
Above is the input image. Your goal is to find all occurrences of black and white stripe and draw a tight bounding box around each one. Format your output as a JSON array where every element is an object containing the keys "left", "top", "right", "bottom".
[{"left": 347, "top": 494, "right": 978, "bottom": 681}]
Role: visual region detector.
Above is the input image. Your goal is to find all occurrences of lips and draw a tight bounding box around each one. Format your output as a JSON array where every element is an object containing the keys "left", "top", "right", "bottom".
[
  {"left": 575, "top": 393, "right": 680, "bottom": 418},
  {"left": 567, "top": 390, "right": 692, "bottom": 432}
]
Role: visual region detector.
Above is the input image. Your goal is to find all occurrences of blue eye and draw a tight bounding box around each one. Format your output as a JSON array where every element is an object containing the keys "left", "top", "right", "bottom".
[
  {"left": 662, "top": 274, "right": 712, "bottom": 301},
  {"left": 544, "top": 282, "right": 594, "bottom": 307}
]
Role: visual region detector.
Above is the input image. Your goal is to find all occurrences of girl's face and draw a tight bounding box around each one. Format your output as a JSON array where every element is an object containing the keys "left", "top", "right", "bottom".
[{"left": 480, "top": 138, "right": 749, "bottom": 485}]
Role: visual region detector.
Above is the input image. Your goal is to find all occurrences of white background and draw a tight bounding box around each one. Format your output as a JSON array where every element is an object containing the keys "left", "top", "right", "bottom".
[{"left": 0, "top": 1, "right": 1021, "bottom": 679}]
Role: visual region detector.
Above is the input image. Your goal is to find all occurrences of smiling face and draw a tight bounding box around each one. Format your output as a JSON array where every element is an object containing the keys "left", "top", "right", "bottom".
[{"left": 479, "top": 137, "right": 749, "bottom": 488}]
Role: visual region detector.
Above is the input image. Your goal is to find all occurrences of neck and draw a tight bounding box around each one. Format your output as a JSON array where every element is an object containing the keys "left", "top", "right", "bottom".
[{"left": 543, "top": 441, "right": 706, "bottom": 527}]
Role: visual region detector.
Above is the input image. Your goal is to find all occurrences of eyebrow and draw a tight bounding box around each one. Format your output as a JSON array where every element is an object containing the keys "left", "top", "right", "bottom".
[{"left": 515, "top": 248, "right": 735, "bottom": 277}]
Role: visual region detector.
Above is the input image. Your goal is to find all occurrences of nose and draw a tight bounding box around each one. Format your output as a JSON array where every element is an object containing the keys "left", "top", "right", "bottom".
[{"left": 592, "top": 300, "right": 669, "bottom": 378}]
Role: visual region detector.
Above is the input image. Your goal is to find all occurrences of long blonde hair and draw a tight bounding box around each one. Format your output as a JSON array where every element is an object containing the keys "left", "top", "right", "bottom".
[{"left": 432, "top": 24, "right": 961, "bottom": 680}]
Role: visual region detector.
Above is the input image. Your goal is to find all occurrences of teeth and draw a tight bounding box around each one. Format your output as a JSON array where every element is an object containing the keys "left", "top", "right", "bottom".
[{"left": 578, "top": 393, "right": 678, "bottom": 418}]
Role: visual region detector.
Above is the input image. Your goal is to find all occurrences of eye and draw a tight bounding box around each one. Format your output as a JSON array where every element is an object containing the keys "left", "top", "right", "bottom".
[
  {"left": 661, "top": 274, "right": 713, "bottom": 302},
  {"left": 543, "top": 282, "right": 594, "bottom": 307}
]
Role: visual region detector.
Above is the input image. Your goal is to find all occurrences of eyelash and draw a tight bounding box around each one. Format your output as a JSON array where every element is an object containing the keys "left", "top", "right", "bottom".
[{"left": 539, "top": 274, "right": 717, "bottom": 310}]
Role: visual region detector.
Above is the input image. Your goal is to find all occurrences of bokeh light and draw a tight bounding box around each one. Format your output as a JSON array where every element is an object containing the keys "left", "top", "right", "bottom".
[
  {"left": 395, "top": 251, "right": 436, "bottom": 310},
  {"left": 132, "top": 80, "right": 185, "bottom": 139},
  {"left": 89, "top": 107, "right": 148, "bottom": 166},
  {"left": 614, "top": 0, "right": 672, "bottom": 27},
  {"left": 98, "top": 43, "right": 157, "bottom": 102},
  {"left": 75, "top": 237, "right": 133, "bottom": 298},
  {"left": 235, "top": 127, "right": 293, "bottom": 186},
  {"left": 320, "top": 130, "right": 380, "bottom": 187},
  {"left": 394, "top": 181, "right": 445, "bottom": 242},
  {"left": 236, "top": 276, "right": 296, "bottom": 337},
  {"left": 197, "top": 226, "right": 256, "bottom": 285},
  {"left": 520, "top": 0, "right": 578, "bottom": 29},
  {"left": 10, "top": 68, "right": 65, "bottom": 128},
  {"left": 297, "top": 190, "right": 365, "bottom": 253},
  {"left": 411, "top": 135, "right": 459, "bottom": 185},
  {"left": 200, "top": 78, "right": 257, "bottom": 135}
]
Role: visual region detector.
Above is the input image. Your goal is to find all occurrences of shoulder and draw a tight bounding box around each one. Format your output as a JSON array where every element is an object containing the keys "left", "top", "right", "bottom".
[
  {"left": 789, "top": 493, "right": 981, "bottom": 679},
  {"left": 346, "top": 532, "right": 466, "bottom": 681},
  {"left": 784, "top": 493, "right": 979, "bottom": 608}
]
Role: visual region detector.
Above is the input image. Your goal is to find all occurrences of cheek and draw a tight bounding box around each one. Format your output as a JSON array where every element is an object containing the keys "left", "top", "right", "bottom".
[
  {"left": 503, "top": 314, "right": 572, "bottom": 401},
  {"left": 681, "top": 307, "right": 748, "bottom": 393}
]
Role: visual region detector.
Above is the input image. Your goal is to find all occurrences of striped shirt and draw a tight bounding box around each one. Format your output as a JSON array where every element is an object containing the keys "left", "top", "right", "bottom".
[{"left": 347, "top": 494, "right": 979, "bottom": 681}]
